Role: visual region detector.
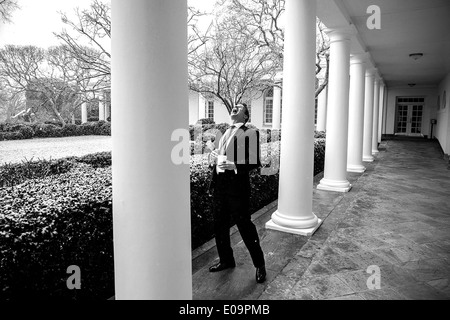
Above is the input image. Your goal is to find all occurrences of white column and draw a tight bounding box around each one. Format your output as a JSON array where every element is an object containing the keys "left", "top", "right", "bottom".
[
  {"left": 81, "top": 102, "right": 88, "bottom": 123},
  {"left": 198, "top": 93, "right": 206, "bottom": 120},
  {"left": 111, "top": 0, "right": 191, "bottom": 300},
  {"left": 317, "top": 28, "right": 352, "bottom": 193},
  {"left": 372, "top": 78, "right": 380, "bottom": 155},
  {"left": 363, "top": 69, "right": 375, "bottom": 162},
  {"left": 105, "top": 99, "right": 111, "bottom": 121},
  {"left": 316, "top": 86, "right": 328, "bottom": 132},
  {"left": 347, "top": 54, "right": 367, "bottom": 173},
  {"left": 99, "top": 97, "right": 106, "bottom": 121},
  {"left": 266, "top": 0, "right": 321, "bottom": 236},
  {"left": 272, "top": 83, "right": 282, "bottom": 130},
  {"left": 378, "top": 83, "right": 385, "bottom": 143}
]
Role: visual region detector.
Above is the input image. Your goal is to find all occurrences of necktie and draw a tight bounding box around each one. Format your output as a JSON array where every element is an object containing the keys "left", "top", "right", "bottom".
[{"left": 219, "top": 125, "right": 236, "bottom": 155}]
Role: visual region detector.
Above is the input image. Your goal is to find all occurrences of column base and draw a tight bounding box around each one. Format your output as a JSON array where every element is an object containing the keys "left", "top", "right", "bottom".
[
  {"left": 266, "top": 211, "right": 322, "bottom": 236},
  {"left": 363, "top": 155, "right": 374, "bottom": 162},
  {"left": 347, "top": 164, "right": 366, "bottom": 173},
  {"left": 317, "top": 178, "right": 352, "bottom": 193},
  {"left": 372, "top": 150, "right": 379, "bottom": 155}
]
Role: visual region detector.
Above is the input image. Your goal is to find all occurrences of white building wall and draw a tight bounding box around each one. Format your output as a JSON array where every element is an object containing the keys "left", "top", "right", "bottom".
[
  {"left": 249, "top": 94, "right": 266, "bottom": 129},
  {"left": 436, "top": 73, "right": 450, "bottom": 155},
  {"left": 213, "top": 99, "right": 230, "bottom": 124},
  {"left": 385, "top": 87, "right": 438, "bottom": 139},
  {"left": 189, "top": 90, "right": 273, "bottom": 129},
  {"left": 198, "top": 94, "right": 206, "bottom": 120},
  {"left": 189, "top": 91, "right": 199, "bottom": 125}
]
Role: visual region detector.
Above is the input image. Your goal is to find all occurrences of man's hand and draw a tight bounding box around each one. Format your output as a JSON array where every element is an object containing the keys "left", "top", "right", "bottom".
[
  {"left": 218, "top": 160, "right": 237, "bottom": 171},
  {"left": 210, "top": 149, "right": 219, "bottom": 165}
]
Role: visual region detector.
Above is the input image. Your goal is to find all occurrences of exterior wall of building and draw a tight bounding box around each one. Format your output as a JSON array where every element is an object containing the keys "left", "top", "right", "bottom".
[
  {"left": 436, "top": 73, "right": 450, "bottom": 155},
  {"left": 213, "top": 99, "right": 230, "bottom": 124},
  {"left": 385, "top": 87, "right": 438, "bottom": 139},
  {"left": 189, "top": 90, "right": 276, "bottom": 129},
  {"left": 188, "top": 91, "right": 199, "bottom": 125},
  {"left": 249, "top": 94, "right": 271, "bottom": 129}
]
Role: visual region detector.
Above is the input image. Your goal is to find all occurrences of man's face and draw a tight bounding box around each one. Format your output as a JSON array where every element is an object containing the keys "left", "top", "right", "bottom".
[{"left": 231, "top": 104, "right": 247, "bottom": 123}]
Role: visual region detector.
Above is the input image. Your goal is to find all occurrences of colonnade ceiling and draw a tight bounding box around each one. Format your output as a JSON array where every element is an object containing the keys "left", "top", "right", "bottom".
[{"left": 318, "top": 0, "right": 450, "bottom": 88}]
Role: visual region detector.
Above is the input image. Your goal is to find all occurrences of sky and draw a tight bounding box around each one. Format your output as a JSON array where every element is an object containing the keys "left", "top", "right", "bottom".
[
  {"left": 0, "top": 0, "right": 98, "bottom": 48},
  {"left": 0, "top": 0, "right": 209, "bottom": 48},
  {"left": 0, "top": 0, "right": 274, "bottom": 60}
]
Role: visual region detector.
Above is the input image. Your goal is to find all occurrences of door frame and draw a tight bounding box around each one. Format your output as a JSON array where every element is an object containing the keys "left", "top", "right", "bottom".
[{"left": 394, "top": 96, "right": 425, "bottom": 137}]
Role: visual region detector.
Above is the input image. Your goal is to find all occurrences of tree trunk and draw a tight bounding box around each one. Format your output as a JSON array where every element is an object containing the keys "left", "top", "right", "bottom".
[{"left": 48, "top": 101, "right": 66, "bottom": 127}]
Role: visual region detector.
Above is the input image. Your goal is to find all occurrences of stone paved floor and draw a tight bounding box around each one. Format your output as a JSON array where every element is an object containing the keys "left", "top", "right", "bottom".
[{"left": 192, "top": 137, "right": 450, "bottom": 300}]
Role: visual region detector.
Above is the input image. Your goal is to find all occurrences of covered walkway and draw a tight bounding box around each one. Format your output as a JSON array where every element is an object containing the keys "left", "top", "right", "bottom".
[{"left": 192, "top": 137, "right": 450, "bottom": 300}]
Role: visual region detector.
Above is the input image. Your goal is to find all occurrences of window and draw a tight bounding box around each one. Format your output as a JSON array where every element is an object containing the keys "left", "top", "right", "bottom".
[
  {"left": 264, "top": 88, "right": 274, "bottom": 125},
  {"left": 314, "top": 98, "right": 318, "bottom": 125},
  {"left": 205, "top": 100, "right": 214, "bottom": 120}
]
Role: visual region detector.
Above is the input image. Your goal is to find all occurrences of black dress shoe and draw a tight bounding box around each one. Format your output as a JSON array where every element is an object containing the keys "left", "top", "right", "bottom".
[
  {"left": 209, "top": 261, "right": 236, "bottom": 272},
  {"left": 256, "top": 266, "right": 266, "bottom": 283}
]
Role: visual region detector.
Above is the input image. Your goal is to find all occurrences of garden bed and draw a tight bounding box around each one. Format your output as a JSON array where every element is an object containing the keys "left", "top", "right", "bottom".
[
  {"left": 0, "top": 121, "right": 111, "bottom": 141},
  {"left": 0, "top": 135, "right": 325, "bottom": 300}
]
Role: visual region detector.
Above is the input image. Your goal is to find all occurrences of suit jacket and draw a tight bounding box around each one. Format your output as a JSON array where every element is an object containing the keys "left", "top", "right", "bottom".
[{"left": 209, "top": 125, "right": 261, "bottom": 196}]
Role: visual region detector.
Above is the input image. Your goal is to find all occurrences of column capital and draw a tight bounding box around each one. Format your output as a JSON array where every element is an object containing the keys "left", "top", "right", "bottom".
[
  {"left": 365, "top": 67, "right": 377, "bottom": 77},
  {"left": 350, "top": 52, "right": 369, "bottom": 65},
  {"left": 274, "top": 70, "right": 283, "bottom": 85},
  {"left": 324, "top": 25, "right": 356, "bottom": 43},
  {"left": 374, "top": 75, "right": 383, "bottom": 84}
]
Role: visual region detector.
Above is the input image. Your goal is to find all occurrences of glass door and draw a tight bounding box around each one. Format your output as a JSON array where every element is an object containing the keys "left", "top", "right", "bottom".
[{"left": 395, "top": 97, "right": 424, "bottom": 136}]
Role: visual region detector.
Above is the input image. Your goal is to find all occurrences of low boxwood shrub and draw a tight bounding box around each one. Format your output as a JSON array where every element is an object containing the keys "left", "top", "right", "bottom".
[
  {"left": 196, "top": 118, "right": 215, "bottom": 125},
  {"left": 79, "top": 121, "right": 110, "bottom": 136},
  {"left": 0, "top": 165, "right": 114, "bottom": 300},
  {"left": 0, "top": 121, "right": 111, "bottom": 140},
  {"left": 0, "top": 152, "right": 112, "bottom": 188},
  {"left": 33, "top": 123, "right": 62, "bottom": 138},
  {"left": 314, "top": 130, "right": 326, "bottom": 139},
  {"left": 60, "top": 124, "right": 79, "bottom": 137},
  {"left": 0, "top": 137, "right": 324, "bottom": 299},
  {"left": 314, "top": 138, "right": 326, "bottom": 176},
  {"left": 19, "top": 126, "right": 34, "bottom": 139},
  {"left": 190, "top": 139, "right": 325, "bottom": 248},
  {"left": 0, "top": 123, "right": 34, "bottom": 141},
  {"left": 0, "top": 131, "right": 24, "bottom": 141},
  {"left": 75, "top": 152, "right": 112, "bottom": 168}
]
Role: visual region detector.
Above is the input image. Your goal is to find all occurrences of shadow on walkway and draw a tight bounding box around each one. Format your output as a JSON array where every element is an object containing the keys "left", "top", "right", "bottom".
[{"left": 192, "top": 137, "right": 450, "bottom": 300}]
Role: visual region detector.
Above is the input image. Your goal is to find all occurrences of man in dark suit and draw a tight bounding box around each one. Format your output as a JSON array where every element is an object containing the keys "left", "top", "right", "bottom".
[{"left": 208, "top": 103, "right": 266, "bottom": 283}]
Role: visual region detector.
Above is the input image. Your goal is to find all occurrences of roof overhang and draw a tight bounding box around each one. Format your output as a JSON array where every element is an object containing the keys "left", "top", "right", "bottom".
[{"left": 317, "top": 0, "right": 450, "bottom": 88}]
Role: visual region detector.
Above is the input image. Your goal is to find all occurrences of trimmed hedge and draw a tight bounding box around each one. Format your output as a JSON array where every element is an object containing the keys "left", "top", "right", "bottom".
[
  {"left": 0, "top": 152, "right": 112, "bottom": 188},
  {"left": 0, "top": 165, "right": 114, "bottom": 300},
  {"left": 0, "top": 121, "right": 111, "bottom": 141},
  {"left": 189, "top": 139, "right": 326, "bottom": 248},
  {"left": 0, "top": 138, "right": 325, "bottom": 300}
]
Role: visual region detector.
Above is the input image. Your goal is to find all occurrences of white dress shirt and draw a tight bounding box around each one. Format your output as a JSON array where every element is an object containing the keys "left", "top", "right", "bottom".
[{"left": 216, "top": 122, "right": 244, "bottom": 174}]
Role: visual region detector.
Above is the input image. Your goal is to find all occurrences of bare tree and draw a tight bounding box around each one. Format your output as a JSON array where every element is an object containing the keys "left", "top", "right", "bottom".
[
  {"left": 54, "top": 1, "right": 205, "bottom": 97},
  {"left": 217, "top": 0, "right": 284, "bottom": 65},
  {"left": 0, "top": 45, "right": 94, "bottom": 126},
  {"left": 217, "top": 0, "right": 329, "bottom": 97},
  {"left": 315, "top": 18, "right": 329, "bottom": 97},
  {"left": 0, "top": 0, "right": 19, "bottom": 23},
  {"left": 54, "top": 0, "right": 111, "bottom": 94},
  {"left": 189, "top": 13, "right": 277, "bottom": 113},
  {"left": 0, "top": 83, "right": 25, "bottom": 122},
  {"left": 188, "top": 6, "right": 212, "bottom": 57}
]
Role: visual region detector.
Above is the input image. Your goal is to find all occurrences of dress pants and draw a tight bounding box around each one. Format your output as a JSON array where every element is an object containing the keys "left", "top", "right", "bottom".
[{"left": 212, "top": 184, "right": 265, "bottom": 268}]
